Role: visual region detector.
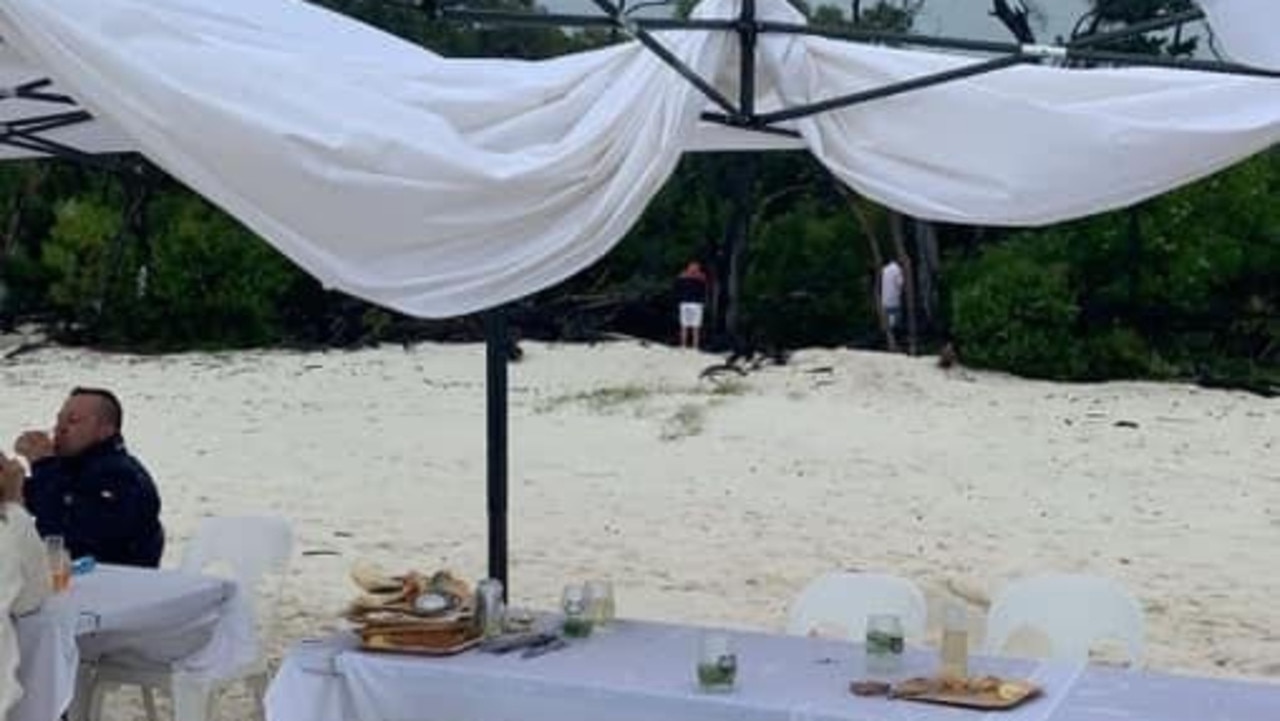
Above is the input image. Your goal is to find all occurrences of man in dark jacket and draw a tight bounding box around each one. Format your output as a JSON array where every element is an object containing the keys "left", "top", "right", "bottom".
[{"left": 13, "top": 387, "right": 164, "bottom": 567}]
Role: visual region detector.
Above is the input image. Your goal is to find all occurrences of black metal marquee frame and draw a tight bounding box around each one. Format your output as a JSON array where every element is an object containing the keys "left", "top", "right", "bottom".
[
  {"left": 431, "top": 0, "right": 1278, "bottom": 595},
  {"left": 1, "top": 1, "right": 1275, "bottom": 596}
]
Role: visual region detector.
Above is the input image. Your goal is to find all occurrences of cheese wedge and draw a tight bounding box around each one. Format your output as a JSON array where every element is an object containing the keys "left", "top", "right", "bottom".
[{"left": 997, "top": 681, "right": 1034, "bottom": 701}]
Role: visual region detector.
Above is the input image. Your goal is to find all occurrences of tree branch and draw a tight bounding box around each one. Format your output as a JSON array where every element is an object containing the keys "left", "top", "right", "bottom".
[{"left": 990, "top": 0, "right": 1035, "bottom": 44}]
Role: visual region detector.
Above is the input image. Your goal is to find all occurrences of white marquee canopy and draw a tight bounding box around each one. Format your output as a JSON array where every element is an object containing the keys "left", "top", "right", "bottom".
[{"left": 0, "top": 0, "right": 1275, "bottom": 318}]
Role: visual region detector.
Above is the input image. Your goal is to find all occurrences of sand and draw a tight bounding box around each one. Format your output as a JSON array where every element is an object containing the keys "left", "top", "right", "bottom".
[{"left": 2, "top": 338, "right": 1277, "bottom": 717}]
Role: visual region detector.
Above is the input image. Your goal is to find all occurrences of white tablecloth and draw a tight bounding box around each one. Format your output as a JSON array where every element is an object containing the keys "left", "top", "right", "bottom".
[
  {"left": 12, "top": 565, "right": 254, "bottom": 721},
  {"left": 268, "top": 619, "right": 1280, "bottom": 721}
]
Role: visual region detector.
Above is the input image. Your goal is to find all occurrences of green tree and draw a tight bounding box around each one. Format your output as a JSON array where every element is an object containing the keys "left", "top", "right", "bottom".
[
  {"left": 858, "top": 1, "right": 921, "bottom": 32},
  {"left": 42, "top": 196, "right": 124, "bottom": 326},
  {"left": 952, "top": 245, "right": 1085, "bottom": 378},
  {"left": 746, "top": 196, "right": 871, "bottom": 347},
  {"left": 134, "top": 194, "right": 299, "bottom": 348},
  {"left": 951, "top": 152, "right": 1279, "bottom": 384},
  {"left": 1073, "top": 0, "right": 1200, "bottom": 56}
]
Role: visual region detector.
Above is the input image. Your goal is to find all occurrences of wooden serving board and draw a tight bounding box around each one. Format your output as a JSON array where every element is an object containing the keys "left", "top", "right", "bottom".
[
  {"left": 352, "top": 610, "right": 472, "bottom": 628},
  {"left": 359, "top": 634, "right": 482, "bottom": 657},
  {"left": 897, "top": 685, "right": 1041, "bottom": 711}
]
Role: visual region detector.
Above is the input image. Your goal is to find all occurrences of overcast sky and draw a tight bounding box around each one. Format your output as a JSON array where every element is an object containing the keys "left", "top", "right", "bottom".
[{"left": 913, "top": 0, "right": 1091, "bottom": 42}]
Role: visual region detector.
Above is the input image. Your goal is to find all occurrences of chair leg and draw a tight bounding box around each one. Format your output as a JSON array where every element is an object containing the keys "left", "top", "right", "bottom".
[
  {"left": 68, "top": 663, "right": 96, "bottom": 721},
  {"left": 171, "top": 676, "right": 211, "bottom": 721},
  {"left": 141, "top": 687, "right": 160, "bottom": 721},
  {"left": 85, "top": 679, "right": 109, "bottom": 721},
  {"left": 247, "top": 672, "right": 270, "bottom": 721}
]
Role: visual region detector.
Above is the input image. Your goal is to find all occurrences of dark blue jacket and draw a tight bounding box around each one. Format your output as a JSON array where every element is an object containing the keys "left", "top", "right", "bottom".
[
  {"left": 25, "top": 435, "right": 165, "bottom": 567},
  {"left": 675, "top": 275, "right": 707, "bottom": 304}
]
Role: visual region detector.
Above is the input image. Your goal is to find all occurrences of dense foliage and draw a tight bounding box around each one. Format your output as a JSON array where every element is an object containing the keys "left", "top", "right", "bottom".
[
  {"left": 951, "top": 152, "right": 1280, "bottom": 387},
  {"left": 0, "top": 1, "right": 1274, "bottom": 391}
]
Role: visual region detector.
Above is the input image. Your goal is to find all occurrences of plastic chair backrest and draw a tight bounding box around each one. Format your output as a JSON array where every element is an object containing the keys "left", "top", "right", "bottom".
[
  {"left": 180, "top": 515, "right": 293, "bottom": 637},
  {"left": 984, "top": 573, "right": 1145, "bottom": 666},
  {"left": 786, "top": 572, "right": 928, "bottom": 642}
]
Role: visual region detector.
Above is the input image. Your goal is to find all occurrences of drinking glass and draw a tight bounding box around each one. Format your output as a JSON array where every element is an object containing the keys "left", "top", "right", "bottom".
[
  {"left": 940, "top": 603, "right": 969, "bottom": 678},
  {"left": 696, "top": 631, "right": 737, "bottom": 692},
  {"left": 561, "top": 583, "right": 593, "bottom": 638},
  {"left": 865, "top": 614, "right": 904, "bottom": 675},
  {"left": 475, "top": 578, "right": 506, "bottom": 639},
  {"left": 584, "top": 580, "right": 615, "bottom": 628},
  {"left": 45, "top": 535, "right": 71, "bottom": 592}
]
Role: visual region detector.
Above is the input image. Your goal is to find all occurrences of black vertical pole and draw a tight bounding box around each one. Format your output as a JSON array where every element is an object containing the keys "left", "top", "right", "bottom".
[
  {"left": 720, "top": 0, "right": 759, "bottom": 346},
  {"left": 484, "top": 308, "right": 509, "bottom": 597},
  {"left": 724, "top": 155, "right": 758, "bottom": 342},
  {"left": 1127, "top": 207, "right": 1141, "bottom": 312},
  {"left": 739, "top": 0, "right": 756, "bottom": 119}
]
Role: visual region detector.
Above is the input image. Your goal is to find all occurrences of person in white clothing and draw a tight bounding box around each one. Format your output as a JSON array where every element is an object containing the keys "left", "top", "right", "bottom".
[
  {"left": 879, "top": 259, "right": 905, "bottom": 348},
  {"left": 1, "top": 453, "right": 53, "bottom": 718}
]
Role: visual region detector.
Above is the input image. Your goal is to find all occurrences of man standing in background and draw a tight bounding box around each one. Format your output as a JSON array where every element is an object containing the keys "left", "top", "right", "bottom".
[
  {"left": 880, "top": 258, "right": 905, "bottom": 351},
  {"left": 676, "top": 261, "right": 708, "bottom": 350}
]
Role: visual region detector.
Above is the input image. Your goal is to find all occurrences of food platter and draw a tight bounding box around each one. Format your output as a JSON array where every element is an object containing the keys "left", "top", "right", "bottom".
[
  {"left": 852, "top": 675, "right": 1041, "bottom": 711},
  {"left": 345, "top": 562, "right": 481, "bottom": 656}
]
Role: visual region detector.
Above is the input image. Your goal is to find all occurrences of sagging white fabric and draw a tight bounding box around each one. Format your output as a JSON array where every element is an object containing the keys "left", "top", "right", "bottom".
[
  {"left": 0, "top": 0, "right": 732, "bottom": 318},
  {"left": 0, "top": 0, "right": 1276, "bottom": 317},
  {"left": 755, "top": 0, "right": 1280, "bottom": 226}
]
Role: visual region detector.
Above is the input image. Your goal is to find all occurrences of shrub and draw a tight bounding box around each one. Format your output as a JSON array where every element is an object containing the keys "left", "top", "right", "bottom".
[
  {"left": 136, "top": 194, "right": 299, "bottom": 348},
  {"left": 746, "top": 201, "right": 871, "bottom": 348},
  {"left": 42, "top": 197, "right": 124, "bottom": 324},
  {"left": 951, "top": 247, "right": 1085, "bottom": 379}
]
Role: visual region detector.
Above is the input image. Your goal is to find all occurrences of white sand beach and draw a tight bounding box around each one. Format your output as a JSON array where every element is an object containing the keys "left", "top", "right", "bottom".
[{"left": 2, "top": 339, "right": 1278, "bottom": 717}]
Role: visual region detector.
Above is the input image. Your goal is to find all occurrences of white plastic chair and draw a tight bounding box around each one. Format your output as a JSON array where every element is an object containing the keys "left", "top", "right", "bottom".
[
  {"left": 983, "top": 573, "right": 1145, "bottom": 666},
  {"left": 785, "top": 572, "right": 928, "bottom": 642},
  {"left": 85, "top": 516, "right": 294, "bottom": 721}
]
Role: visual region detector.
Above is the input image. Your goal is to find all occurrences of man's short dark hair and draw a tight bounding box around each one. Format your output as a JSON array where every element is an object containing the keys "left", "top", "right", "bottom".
[{"left": 71, "top": 386, "right": 124, "bottom": 431}]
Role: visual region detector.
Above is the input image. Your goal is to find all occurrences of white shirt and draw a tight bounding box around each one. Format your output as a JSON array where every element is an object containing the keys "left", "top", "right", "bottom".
[{"left": 880, "top": 261, "right": 904, "bottom": 309}]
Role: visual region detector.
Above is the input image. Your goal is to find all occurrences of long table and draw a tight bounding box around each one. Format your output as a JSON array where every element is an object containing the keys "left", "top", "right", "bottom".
[
  {"left": 12, "top": 565, "right": 250, "bottom": 721},
  {"left": 267, "top": 620, "right": 1280, "bottom": 721}
]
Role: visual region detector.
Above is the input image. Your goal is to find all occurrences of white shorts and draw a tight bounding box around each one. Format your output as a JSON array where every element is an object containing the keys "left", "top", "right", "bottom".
[{"left": 679, "top": 302, "right": 704, "bottom": 329}]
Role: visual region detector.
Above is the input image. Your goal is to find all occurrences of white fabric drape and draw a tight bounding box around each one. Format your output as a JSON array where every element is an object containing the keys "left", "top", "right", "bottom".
[
  {"left": 0, "top": 0, "right": 734, "bottom": 318},
  {"left": 0, "top": 0, "right": 1276, "bottom": 317},
  {"left": 756, "top": 0, "right": 1280, "bottom": 226}
]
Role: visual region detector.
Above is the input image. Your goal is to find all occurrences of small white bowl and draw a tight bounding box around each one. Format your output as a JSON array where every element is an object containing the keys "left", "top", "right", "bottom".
[{"left": 414, "top": 593, "right": 450, "bottom": 615}]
